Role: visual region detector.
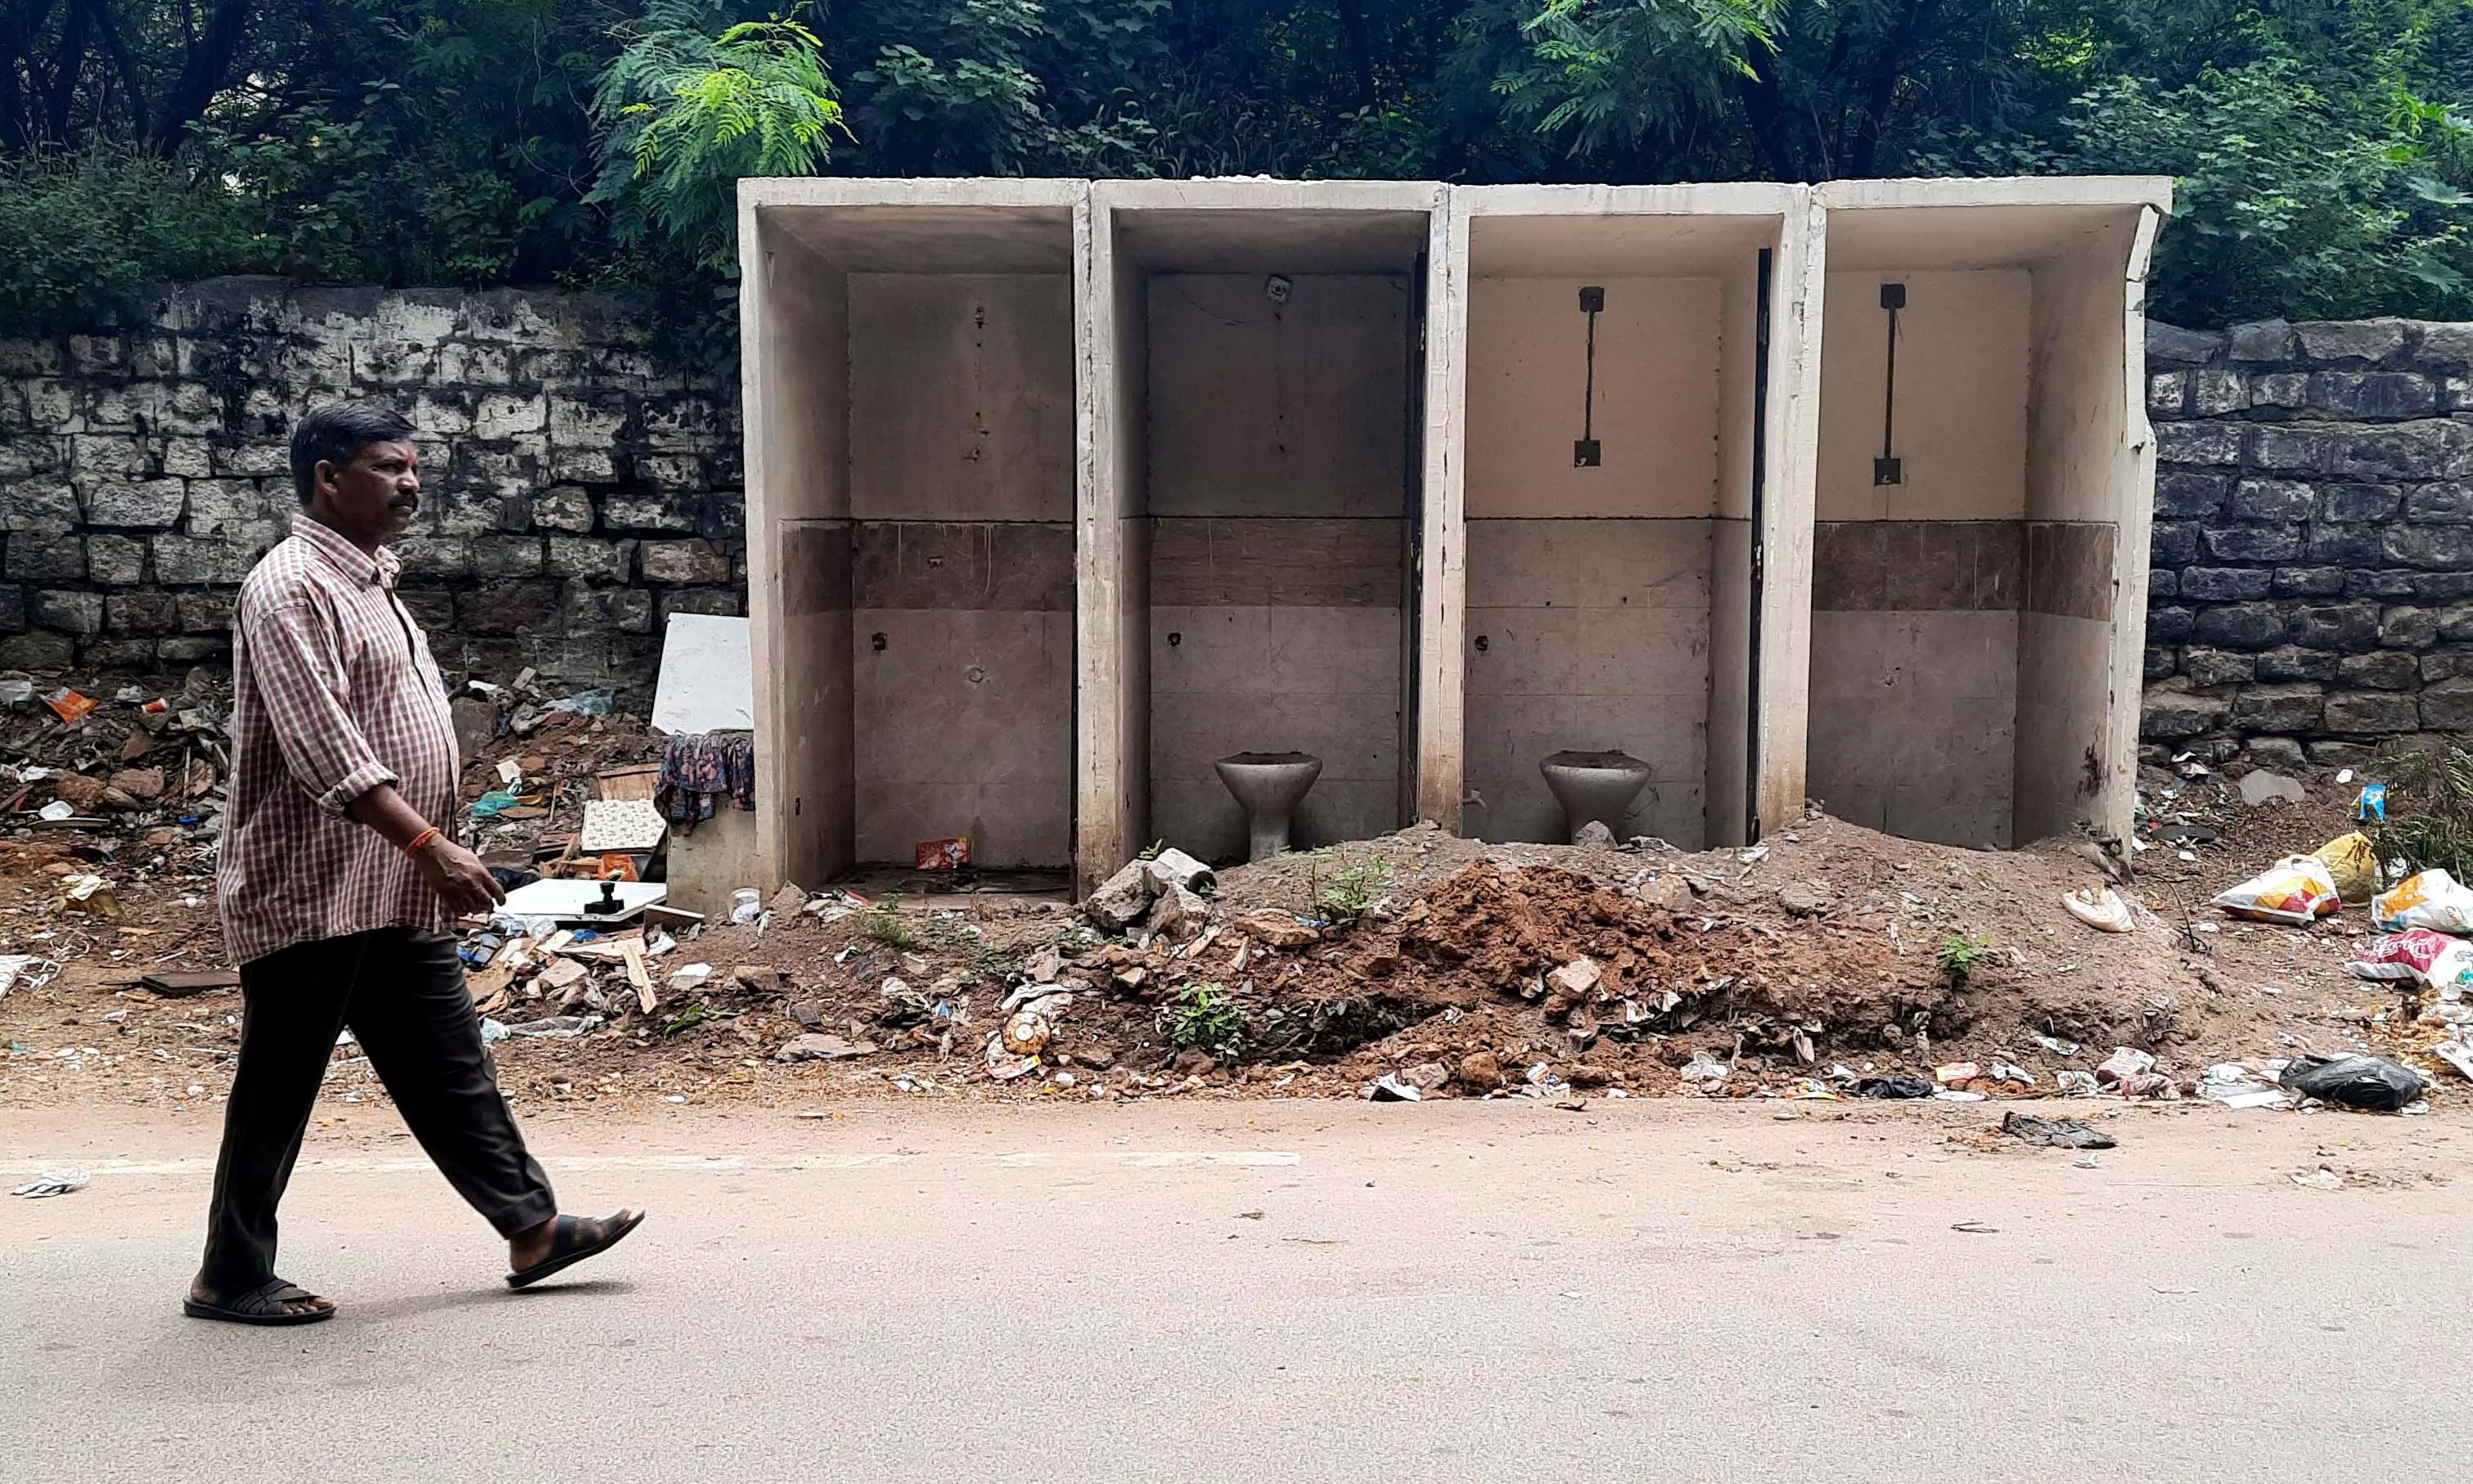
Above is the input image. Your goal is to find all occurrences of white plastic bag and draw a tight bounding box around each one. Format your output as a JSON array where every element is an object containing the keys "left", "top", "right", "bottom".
[
  {"left": 2212, "top": 855, "right": 2341, "bottom": 926},
  {"left": 2373, "top": 869, "right": 2473, "bottom": 933}
]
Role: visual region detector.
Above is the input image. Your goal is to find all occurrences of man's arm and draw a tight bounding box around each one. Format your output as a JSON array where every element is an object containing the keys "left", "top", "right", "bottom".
[{"left": 245, "top": 597, "right": 507, "bottom": 915}]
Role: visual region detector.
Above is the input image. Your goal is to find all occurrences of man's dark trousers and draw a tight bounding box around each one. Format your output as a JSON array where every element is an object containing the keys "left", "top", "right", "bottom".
[{"left": 199, "top": 927, "right": 556, "bottom": 1294}]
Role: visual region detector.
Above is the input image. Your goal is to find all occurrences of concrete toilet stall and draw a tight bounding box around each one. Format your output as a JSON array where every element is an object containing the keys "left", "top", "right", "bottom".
[
  {"left": 736, "top": 175, "right": 2169, "bottom": 897},
  {"left": 737, "top": 180, "right": 1082, "bottom": 890},
  {"left": 1448, "top": 186, "right": 1809, "bottom": 849},
  {"left": 1804, "top": 178, "right": 2168, "bottom": 848},
  {"left": 1081, "top": 180, "right": 1448, "bottom": 872}
]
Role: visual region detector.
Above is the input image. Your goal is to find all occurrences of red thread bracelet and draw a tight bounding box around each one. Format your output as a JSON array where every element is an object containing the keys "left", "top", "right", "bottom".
[{"left": 405, "top": 825, "right": 442, "bottom": 856}]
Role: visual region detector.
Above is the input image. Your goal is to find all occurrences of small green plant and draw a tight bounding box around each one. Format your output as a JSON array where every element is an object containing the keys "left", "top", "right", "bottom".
[
  {"left": 1309, "top": 849, "right": 1393, "bottom": 927},
  {"left": 860, "top": 896, "right": 921, "bottom": 950},
  {"left": 1937, "top": 933, "right": 1993, "bottom": 986},
  {"left": 2374, "top": 739, "right": 2473, "bottom": 880},
  {"left": 1162, "top": 980, "right": 1248, "bottom": 1061}
]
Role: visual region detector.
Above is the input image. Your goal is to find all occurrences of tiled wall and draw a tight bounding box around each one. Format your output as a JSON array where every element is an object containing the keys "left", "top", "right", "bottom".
[{"left": 1463, "top": 519, "right": 1712, "bottom": 846}]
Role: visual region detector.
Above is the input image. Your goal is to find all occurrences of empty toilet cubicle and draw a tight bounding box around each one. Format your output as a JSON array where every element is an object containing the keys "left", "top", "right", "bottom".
[
  {"left": 1447, "top": 185, "right": 1813, "bottom": 848},
  {"left": 1079, "top": 180, "right": 1449, "bottom": 879},
  {"left": 739, "top": 179, "right": 1083, "bottom": 890},
  {"left": 1806, "top": 178, "right": 2169, "bottom": 848}
]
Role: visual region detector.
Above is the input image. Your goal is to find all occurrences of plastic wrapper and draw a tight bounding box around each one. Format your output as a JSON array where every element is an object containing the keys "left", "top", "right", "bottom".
[
  {"left": 2313, "top": 831, "right": 2381, "bottom": 905},
  {"left": 2211, "top": 856, "right": 2340, "bottom": 926},
  {"left": 2277, "top": 1052, "right": 2427, "bottom": 1112},
  {"left": 2373, "top": 869, "right": 2473, "bottom": 933},
  {"left": 2345, "top": 928, "right": 2473, "bottom": 986}
]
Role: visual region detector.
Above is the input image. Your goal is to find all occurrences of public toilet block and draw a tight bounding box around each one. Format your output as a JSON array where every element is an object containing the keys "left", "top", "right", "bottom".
[{"left": 736, "top": 176, "right": 2169, "bottom": 894}]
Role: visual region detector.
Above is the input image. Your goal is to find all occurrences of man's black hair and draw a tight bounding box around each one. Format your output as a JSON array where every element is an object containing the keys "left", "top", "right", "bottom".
[{"left": 290, "top": 404, "right": 417, "bottom": 506}]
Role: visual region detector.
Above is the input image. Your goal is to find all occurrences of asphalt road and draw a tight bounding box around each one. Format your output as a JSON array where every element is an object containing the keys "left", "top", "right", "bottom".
[{"left": 7, "top": 1097, "right": 2467, "bottom": 1482}]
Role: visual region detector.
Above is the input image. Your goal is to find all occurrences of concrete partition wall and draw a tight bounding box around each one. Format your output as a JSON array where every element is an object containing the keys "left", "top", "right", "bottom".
[
  {"left": 1448, "top": 187, "right": 1805, "bottom": 848},
  {"left": 740, "top": 181, "right": 1084, "bottom": 888},
  {"left": 1083, "top": 181, "right": 1444, "bottom": 873},
  {"left": 1807, "top": 179, "right": 2168, "bottom": 847}
]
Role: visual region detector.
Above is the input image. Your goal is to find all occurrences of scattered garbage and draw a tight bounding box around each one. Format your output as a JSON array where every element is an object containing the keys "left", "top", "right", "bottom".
[
  {"left": 41, "top": 688, "right": 94, "bottom": 725},
  {"left": 2345, "top": 929, "right": 2473, "bottom": 987},
  {"left": 914, "top": 836, "right": 970, "bottom": 871},
  {"left": 1678, "top": 1050, "right": 1732, "bottom": 1088},
  {"left": 2373, "top": 870, "right": 2473, "bottom": 934},
  {"left": 501, "top": 1014, "right": 603, "bottom": 1038},
  {"left": 2052, "top": 1069, "right": 2101, "bottom": 1095},
  {"left": 2357, "top": 782, "right": 2389, "bottom": 823},
  {"left": 2097, "top": 1047, "right": 2155, "bottom": 1083},
  {"left": 1853, "top": 1075, "right": 1934, "bottom": 1099},
  {"left": 2432, "top": 1041, "right": 2473, "bottom": 1082},
  {"left": 730, "top": 888, "right": 764, "bottom": 925},
  {"left": 2314, "top": 832, "right": 2381, "bottom": 905},
  {"left": 2000, "top": 1112, "right": 2117, "bottom": 1149},
  {"left": 10, "top": 1169, "right": 88, "bottom": 1198},
  {"left": 2062, "top": 884, "right": 2135, "bottom": 933},
  {"left": 2277, "top": 1052, "right": 2429, "bottom": 1112},
  {"left": 479, "top": 1018, "right": 510, "bottom": 1043},
  {"left": 1365, "top": 1072, "right": 1424, "bottom": 1101},
  {"left": 2034, "top": 1034, "right": 2083, "bottom": 1057},
  {"left": 777, "top": 1033, "right": 877, "bottom": 1062},
  {"left": 2211, "top": 856, "right": 2341, "bottom": 926}
]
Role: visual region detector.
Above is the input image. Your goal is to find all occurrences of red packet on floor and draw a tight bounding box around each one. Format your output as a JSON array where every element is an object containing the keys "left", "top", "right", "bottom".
[{"left": 915, "top": 837, "right": 970, "bottom": 870}]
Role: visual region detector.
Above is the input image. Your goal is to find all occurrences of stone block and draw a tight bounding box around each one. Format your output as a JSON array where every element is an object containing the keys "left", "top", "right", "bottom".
[
  {"left": 0, "top": 585, "right": 24, "bottom": 633},
  {"left": 2385, "top": 524, "right": 2473, "bottom": 570},
  {"left": 2407, "top": 483, "right": 2473, "bottom": 524},
  {"left": 548, "top": 393, "right": 628, "bottom": 445},
  {"left": 0, "top": 631, "right": 71, "bottom": 668},
  {"left": 2308, "top": 371, "right": 2436, "bottom": 420},
  {"left": 2423, "top": 678, "right": 2473, "bottom": 731},
  {"left": 2231, "top": 683, "right": 2325, "bottom": 732},
  {"left": 185, "top": 478, "right": 274, "bottom": 535},
  {"left": 2319, "top": 483, "right": 2401, "bottom": 522},
  {"left": 2149, "top": 521, "right": 2202, "bottom": 566},
  {"left": 603, "top": 492, "right": 700, "bottom": 533},
  {"left": 2, "top": 481, "right": 79, "bottom": 533},
  {"left": 156, "top": 634, "right": 229, "bottom": 663},
  {"left": 2245, "top": 424, "right": 2333, "bottom": 473},
  {"left": 2191, "top": 603, "right": 2282, "bottom": 648},
  {"left": 2157, "top": 421, "right": 2242, "bottom": 465},
  {"left": 2191, "top": 370, "right": 2247, "bottom": 416},
  {"left": 659, "top": 588, "right": 741, "bottom": 620},
  {"left": 2271, "top": 567, "right": 2347, "bottom": 598},
  {"left": 2184, "top": 648, "right": 2255, "bottom": 687},
  {"left": 107, "top": 590, "right": 180, "bottom": 634},
  {"left": 640, "top": 539, "right": 732, "bottom": 585},
  {"left": 2325, "top": 690, "right": 2420, "bottom": 733},
  {"left": 2227, "top": 319, "right": 2295, "bottom": 361},
  {"left": 2147, "top": 373, "right": 2188, "bottom": 417},
  {"left": 2148, "top": 606, "right": 2195, "bottom": 644},
  {"left": 2415, "top": 573, "right": 2473, "bottom": 603},
  {"left": 2417, "top": 322, "right": 2473, "bottom": 367},
  {"left": 211, "top": 441, "right": 289, "bottom": 478},
  {"left": 2244, "top": 736, "right": 2307, "bottom": 769},
  {"left": 2144, "top": 645, "right": 2178, "bottom": 681},
  {"left": 634, "top": 453, "right": 702, "bottom": 492},
  {"left": 2381, "top": 605, "right": 2440, "bottom": 648},
  {"left": 2299, "top": 318, "right": 2408, "bottom": 363},
  {"left": 455, "top": 581, "right": 564, "bottom": 634},
  {"left": 2257, "top": 645, "right": 2340, "bottom": 682},
  {"left": 2335, "top": 420, "right": 2468, "bottom": 482},
  {"left": 561, "top": 583, "right": 655, "bottom": 636},
  {"left": 81, "top": 477, "right": 186, "bottom": 528},
  {"left": 546, "top": 537, "right": 634, "bottom": 582},
  {"left": 2180, "top": 567, "right": 2273, "bottom": 601},
  {"left": 2201, "top": 525, "right": 2300, "bottom": 563},
  {"left": 2149, "top": 568, "right": 2178, "bottom": 600},
  {"left": 396, "top": 591, "right": 455, "bottom": 632},
  {"left": 2142, "top": 689, "right": 2230, "bottom": 740},
  {"left": 2228, "top": 479, "right": 2313, "bottom": 522},
  {"left": 2287, "top": 602, "right": 2381, "bottom": 652},
  {"left": 2146, "top": 322, "right": 2223, "bottom": 364},
  {"left": 2308, "top": 740, "right": 2378, "bottom": 767},
  {"left": 469, "top": 537, "right": 546, "bottom": 578},
  {"left": 2340, "top": 651, "right": 2418, "bottom": 690},
  {"left": 2250, "top": 371, "right": 2309, "bottom": 409},
  {"left": 390, "top": 537, "right": 472, "bottom": 579},
  {"left": 2153, "top": 472, "right": 2228, "bottom": 519},
  {"left": 532, "top": 486, "right": 595, "bottom": 533},
  {"left": 160, "top": 438, "right": 213, "bottom": 478},
  {"left": 548, "top": 445, "right": 619, "bottom": 483},
  {"left": 474, "top": 393, "right": 547, "bottom": 439},
  {"left": 411, "top": 393, "right": 473, "bottom": 437},
  {"left": 436, "top": 342, "right": 513, "bottom": 386},
  {"left": 87, "top": 533, "right": 146, "bottom": 585},
  {"left": 6, "top": 536, "right": 83, "bottom": 581},
  {"left": 2306, "top": 524, "right": 2385, "bottom": 565},
  {"left": 149, "top": 534, "right": 249, "bottom": 585},
  {"left": 2425, "top": 650, "right": 2473, "bottom": 681},
  {"left": 176, "top": 591, "right": 232, "bottom": 632}
]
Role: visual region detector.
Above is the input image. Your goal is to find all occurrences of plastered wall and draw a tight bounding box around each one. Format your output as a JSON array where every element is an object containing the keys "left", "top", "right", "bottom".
[
  {"left": 1144, "top": 272, "right": 1411, "bottom": 859},
  {"left": 846, "top": 274, "right": 1075, "bottom": 866},
  {"left": 1809, "top": 269, "right": 2030, "bottom": 845},
  {"left": 1460, "top": 277, "right": 1721, "bottom": 845}
]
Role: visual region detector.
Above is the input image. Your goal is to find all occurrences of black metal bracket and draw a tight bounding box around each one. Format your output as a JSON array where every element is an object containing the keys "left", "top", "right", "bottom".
[
  {"left": 1876, "top": 281, "right": 1905, "bottom": 485},
  {"left": 1575, "top": 286, "right": 1605, "bottom": 467}
]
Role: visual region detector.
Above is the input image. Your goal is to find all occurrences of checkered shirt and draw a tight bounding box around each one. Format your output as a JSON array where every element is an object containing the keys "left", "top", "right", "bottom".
[{"left": 215, "top": 516, "right": 461, "bottom": 965}]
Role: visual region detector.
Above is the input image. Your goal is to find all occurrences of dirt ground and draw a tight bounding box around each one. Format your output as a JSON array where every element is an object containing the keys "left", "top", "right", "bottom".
[{"left": 2, "top": 723, "right": 2453, "bottom": 1122}]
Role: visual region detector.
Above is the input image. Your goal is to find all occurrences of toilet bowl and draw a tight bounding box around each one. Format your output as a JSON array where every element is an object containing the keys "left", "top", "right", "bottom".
[
  {"left": 1538, "top": 749, "right": 1653, "bottom": 844},
  {"left": 1214, "top": 752, "right": 1323, "bottom": 863}
]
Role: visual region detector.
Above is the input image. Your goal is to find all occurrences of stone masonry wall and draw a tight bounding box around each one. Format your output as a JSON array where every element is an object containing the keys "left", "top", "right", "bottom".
[
  {"left": 2143, "top": 317, "right": 2473, "bottom": 769},
  {"left": 0, "top": 277, "right": 746, "bottom": 708}
]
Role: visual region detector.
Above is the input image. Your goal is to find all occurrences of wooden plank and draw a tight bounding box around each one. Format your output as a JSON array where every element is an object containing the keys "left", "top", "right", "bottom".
[
  {"left": 621, "top": 938, "right": 655, "bottom": 1014},
  {"left": 596, "top": 766, "right": 661, "bottom": 803},
  {"left": 139, "top": 969, "right": 241, "bottom": 996}
]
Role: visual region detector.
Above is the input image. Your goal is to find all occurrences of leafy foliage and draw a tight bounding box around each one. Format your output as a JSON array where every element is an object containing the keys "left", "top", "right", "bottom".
[
  {"left": 2373, "top": 740, "right": 2473, "bottom": 884},
  {"left": 4, "top": 0, "right": 2473, "bottom": 333},
  {"left": 1936, "top": 932, "right": 1994, "bottom": 986},
  {"left": 1161, "top": 979, "right": 1248, "bottom": 1060}
]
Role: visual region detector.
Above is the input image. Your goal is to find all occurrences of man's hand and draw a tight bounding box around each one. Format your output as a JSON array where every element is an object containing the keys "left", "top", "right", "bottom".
[{"left": 412, "top": 834, "right": 507, "bottom": 916}]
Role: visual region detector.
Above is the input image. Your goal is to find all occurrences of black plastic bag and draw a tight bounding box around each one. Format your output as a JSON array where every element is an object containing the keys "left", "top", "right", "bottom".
[
  {"left": 1854, "top": 1076, "right": 1935, "bottom": 1099},
  {"left": 2277, "top": 1053, "right": 2426, "bottom": 1112}
]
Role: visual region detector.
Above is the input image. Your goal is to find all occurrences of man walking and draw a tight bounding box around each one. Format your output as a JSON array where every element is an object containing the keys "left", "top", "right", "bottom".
[{"left": 187, "top": 403, "right": 642, "bottom": 1325}]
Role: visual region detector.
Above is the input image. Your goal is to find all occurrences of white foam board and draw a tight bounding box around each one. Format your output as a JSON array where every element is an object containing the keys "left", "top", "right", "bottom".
[{"left": 651, "top": 613, "right": 754, "bottom": 735}]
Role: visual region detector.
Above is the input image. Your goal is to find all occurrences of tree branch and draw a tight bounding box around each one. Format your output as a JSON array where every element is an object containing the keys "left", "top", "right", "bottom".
[{"left": 149, "top": 0, "right": 250, "bottom": 148}]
